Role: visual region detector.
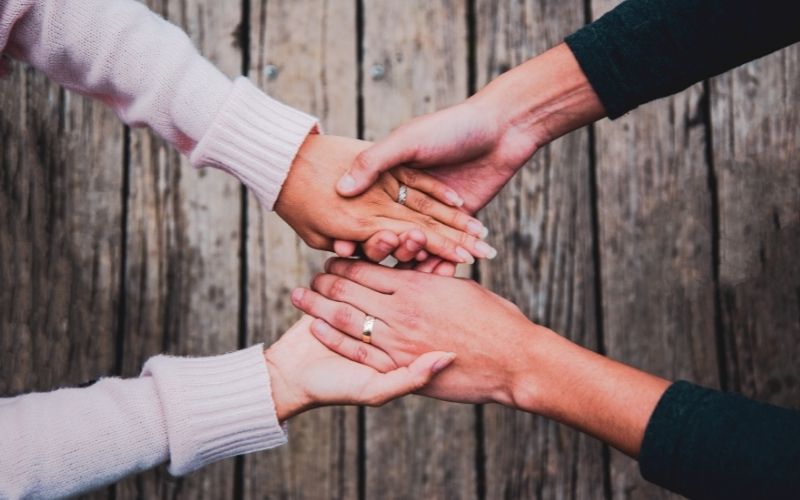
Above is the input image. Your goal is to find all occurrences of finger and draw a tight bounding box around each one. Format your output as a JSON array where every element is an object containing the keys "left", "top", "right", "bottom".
[
  {"left": 337, "top": 131, "right": 421, "bottom": 197},
  {"left": 293, "top": 288, "right": 392, "bottom": 349},
  {"left": 393, "top": 166, "right": 464, "bottom": 207},
  {"left": 360, "top": 231, "right": 401, "bottom": 262},
  {"left": 416, "top": 215, "right": 497, "bottom": 261},
  {"left": 392, "top": 230, "right": 426, "bottom": 263},
  {"left": 310, "top": 318, "right": 397, "bottom": 373},
  {"left": 333, "top": 240, "right": 358, "bottom": 257},
  {"left": 414, "top": 256, "right": 443, "bottom": 273},
  {"left": 356, "top": 351, "right": 457, "bottom": 406},
  {"left": 433, "top": 260, "right": 458, "bottom": 276},
  {"left": 402, "top": 186, "right": 487, "bottom": 239},
  {"left": 416, "top": 250, "right": 429, "bottom": 261},
  {"left": 376, "top": 217, "right": 472, "bottom": 264},
  {"left": 311, "top": 272, "right": 390, "bottom": 313},
  {"left": 323, "top": 257, "right": 409, "bottom": 294}
]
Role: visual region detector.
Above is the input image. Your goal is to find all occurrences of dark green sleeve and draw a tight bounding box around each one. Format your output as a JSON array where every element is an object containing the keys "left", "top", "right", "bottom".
[
  {"left": 564, "top": 0, "right": 800, "bottom": 118},
  {"left": 639, "top": 381, "right": 800, "bottom": 499}
]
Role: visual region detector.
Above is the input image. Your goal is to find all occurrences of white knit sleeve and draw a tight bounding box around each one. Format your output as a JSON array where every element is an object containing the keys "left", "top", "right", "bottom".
[
  {"left": 0, "top": 0, "right": 317, "bottom": 209},
  {"left": 0, "top": 345, "right": 286, "bottom": 499}
]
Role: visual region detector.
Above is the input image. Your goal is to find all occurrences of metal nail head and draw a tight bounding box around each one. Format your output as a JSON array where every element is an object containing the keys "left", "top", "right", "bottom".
[
  {"left": 370, "top": 64, "right": 385, "bottom": 81},
  {"left": 263, "top": 64, "right": 279, "bottom": 80}
]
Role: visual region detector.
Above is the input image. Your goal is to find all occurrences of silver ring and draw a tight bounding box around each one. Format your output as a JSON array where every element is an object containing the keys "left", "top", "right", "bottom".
[
  {"left": 396, "top": 184, "right": 408, "bottom": 205},
  {"left": 362, "top": 315, "right": 375, "bottom": 344}
]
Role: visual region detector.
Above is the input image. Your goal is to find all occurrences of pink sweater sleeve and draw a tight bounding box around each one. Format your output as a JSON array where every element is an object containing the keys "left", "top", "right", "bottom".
[
  {"left": 0, "top": 0, "right": 318, "bottom": 209},
  {"left": 0, "top": 345, "right": 287, "bottom": 499}
]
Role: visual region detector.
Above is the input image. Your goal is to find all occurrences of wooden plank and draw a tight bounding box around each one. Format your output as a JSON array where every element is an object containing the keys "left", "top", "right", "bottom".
[
  {"left": 115, "top": 1, "right": 243, "bottom": 498},
  {"left": 475, "top": 1, "right": 606, "bottom": 498},
  {"left": 589, "top": 1, "right": 720, "bottom": 498},
  {"left": 712, "top": 45, "right": 800, "bottom": 409},
  {"left": 0, "top": 64, "right": 124, "bottom": 499},
  {"left": 361, "top": 2, "right": 477, "bottom": 498},
  {"left": 243, "top": 1, "right": 359, "bottom": 499}
]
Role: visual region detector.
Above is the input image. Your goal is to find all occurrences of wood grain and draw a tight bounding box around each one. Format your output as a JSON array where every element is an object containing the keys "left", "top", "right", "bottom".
[
  {"left": 0, "top": 61, "right": 123, "bottom": 500},
  {"left": 589, "top": 1, "right": 720, "bottom": 498},
  {"left": 711, "top": 45, "right": 800, "bottom": 408},
  {"left": 361, "top": 2, "right": 477, "bottom": 499},
  {"left": 115, "top": 1, "right": 244, "bottom": 498},
  {"left": 475, "top": 1, "right": 607, "bottom": 498},
  {"left": 243, "top": 1, "right": 359, "bottom": 499}
]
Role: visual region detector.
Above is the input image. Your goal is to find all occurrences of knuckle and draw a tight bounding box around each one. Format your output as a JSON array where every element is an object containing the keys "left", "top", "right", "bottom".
[
  {"left": 401, "top": 168, "right": 418, "bottom": 185},
  {"left": 353, "top": 152, "right": 373, "bottom": 174},
  {"left": 354, "top": 345, "right": 369, "bottom": 363},
  {"left": 332, "top": 306, "right": 354, "bottom": 328},
  {"left": 415, "top": 195, "right": 434, "bottom": 214},
  {"left": 344, "top": 262, "right": 364, "bottom": 281},
  {"left": 329, "top": 278, "right": 349, "bottom": 300}
]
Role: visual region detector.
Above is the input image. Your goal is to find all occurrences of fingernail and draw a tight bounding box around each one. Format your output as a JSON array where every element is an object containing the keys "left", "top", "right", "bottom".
[
  {"left": 291, "top": 288, "right": 304, "bottom": 304},
  {"left": 479, "top": 226, "right": 489, "bottom": 239},
  {"left": 466, "top": 220, "right": 485, "bottom": 238},
  {"left": 405, "top": 239, "right": 420, "bottom": 251},
  {"left": 337, "top": 174, "right": 356, "bottom": 192},
  {"left": 474, "top": 241, "right": 497, "bottom": 259},
  {"left": 432, "top": 352, "right": 457, "bottom": 374},
  {"left": 445, "top": 190, "right": 464, "bottom": 207},
  {"left": 455, "top": 247, "right": 475, "bottom": 264}
]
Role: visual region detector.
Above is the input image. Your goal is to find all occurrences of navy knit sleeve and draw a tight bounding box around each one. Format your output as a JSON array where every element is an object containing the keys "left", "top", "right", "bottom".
[
  {"left": 565, "top": 0, "right": 800, "bottom": 118},
  {"left": 639, "top": 381, "right": 800, "bottom": 499}
]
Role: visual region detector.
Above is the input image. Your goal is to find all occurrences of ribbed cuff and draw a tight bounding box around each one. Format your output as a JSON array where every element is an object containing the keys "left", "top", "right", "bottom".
[
  {"left": 142, "top": 344, "right": 287, "bottom": 476},
  {"left": 189, "top": 76, "right": 319, "bottom": 210}
]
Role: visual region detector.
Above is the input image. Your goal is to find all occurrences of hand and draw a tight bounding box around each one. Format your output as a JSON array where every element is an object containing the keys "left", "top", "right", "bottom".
[
  {"left": 289, "top": 258, "right": 548, "bottom": 405},
  {"left": 263, "top": 315, "right": 456, "bottom": 422},
  {"left": 333, "top": 44, "right": 606, "bottom": 273},
  {"left": 275, "top": 134, "right": 496, "bottom": 264},
  {"left": 291, "top": 258, "right": 670, "bottom": 458}
]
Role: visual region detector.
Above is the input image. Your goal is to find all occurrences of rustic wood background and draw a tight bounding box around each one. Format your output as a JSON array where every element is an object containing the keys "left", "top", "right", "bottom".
[{"left": 1, "top": 0, "right": 798, "bottom": 499}]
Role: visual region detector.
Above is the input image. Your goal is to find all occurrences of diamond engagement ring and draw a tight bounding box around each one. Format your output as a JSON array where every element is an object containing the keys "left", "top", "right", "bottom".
[{"left": 397, "top": 184, "right": 408, "bottom": 205}]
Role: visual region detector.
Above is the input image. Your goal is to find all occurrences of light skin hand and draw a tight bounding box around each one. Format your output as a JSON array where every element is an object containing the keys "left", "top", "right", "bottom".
[
  {"left": 262, "top": 315, "right": 456, "bottom": 422},
  {"left": 292, "top": 258, "right": 671, "bottom": 458},
  {"left": 334, "top": 43, "right": 606, "bottom": 274},
  {"left": 275, "top": 134, "right": 496, "bottom": 264}
]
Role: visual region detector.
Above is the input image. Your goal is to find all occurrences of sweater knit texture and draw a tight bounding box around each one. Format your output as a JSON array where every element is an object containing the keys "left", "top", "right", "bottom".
[{"left": 0, "top": 0, "right": 314, "bottom": 497}]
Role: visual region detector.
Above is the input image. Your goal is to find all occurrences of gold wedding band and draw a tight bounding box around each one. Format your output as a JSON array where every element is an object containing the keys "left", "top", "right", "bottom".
[
  {"left": 362, "top": 315, "right": 375, "bottom": 344},
  {"left": 397, "top": 184, "right": 408, "bottom": 205}
]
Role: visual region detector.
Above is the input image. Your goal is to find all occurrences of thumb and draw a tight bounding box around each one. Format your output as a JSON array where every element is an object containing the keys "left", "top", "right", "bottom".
[
  {"left": 360, "top": 351, "right": 456, "bottom": 406},
  {"left": 337, "top": 130, "right": 420, "bottom": 197}
]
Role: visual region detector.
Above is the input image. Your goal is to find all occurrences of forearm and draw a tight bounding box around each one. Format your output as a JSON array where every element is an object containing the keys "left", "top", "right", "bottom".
[
  {"left": 0, "top": 377, "right": 168, "bottom": 498},
  {"left": 472, "top": 43, "right": 606, "bottom": 155},
  {"left": 508, "top": 325, "right": 669, "bottom": 457},
  {"left": 565, "top": 0, "right": 800, "bottom": 118},
  {"left": 0, "top": 345, "right": 285, "bottom": 498},
  {"left": 1, "top": 0, "right": 317, "bottom": 209}
]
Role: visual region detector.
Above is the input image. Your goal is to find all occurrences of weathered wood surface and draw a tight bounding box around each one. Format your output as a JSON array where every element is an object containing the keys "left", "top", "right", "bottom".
[
  {"left": 243, "top": 1, "right": 359, "bottom": 499},
  {"left": 0, "top": 1, "right": 798, "bottom": 499},
  {"left": 114, "top": 1, "right": 244, "bottom": 498},
  {"left": 360, "top": 2, "right": 477, "bottom": 499},
  {"left": 0, "top": 62, "right": 124, "bottom": 500},
  {"left": 712, "top": 45, "right": 800, "bottom": 409},
  {"left": 589, "top": 1, "right": 720, "bottom": 498},
  {"left": 476, "top": 1, "right": 606, "bottom": 499}
]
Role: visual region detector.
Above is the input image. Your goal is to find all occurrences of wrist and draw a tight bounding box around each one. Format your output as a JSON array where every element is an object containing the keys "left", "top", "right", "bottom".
[
  {"left": 263, "top": 348, "right": 309, "bottom": 423},
  {"left": 502, "top": 325, "right": 583, "bottom": 415},
  {"left": 474, "top": 43, "right": 605, "bottom": 150}
]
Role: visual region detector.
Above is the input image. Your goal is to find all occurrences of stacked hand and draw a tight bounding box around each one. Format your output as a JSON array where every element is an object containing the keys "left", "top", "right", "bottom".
[
  {"left": 263, "top": 315, "right": 456, "bottom": 421},
  {"left": 290, "top": 258, "right": 670, "bottom": 457},
  {"left": 276, "top": 134, "right": 497, "bottom": 265}
]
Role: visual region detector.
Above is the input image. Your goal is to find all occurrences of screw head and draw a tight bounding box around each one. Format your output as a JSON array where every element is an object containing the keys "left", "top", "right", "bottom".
[
  {"left": 263, "top": 64, "right": 279, "bottom": 80},
  {"left": 370, "top": 64, "right": 386, "bottom": 80}
]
